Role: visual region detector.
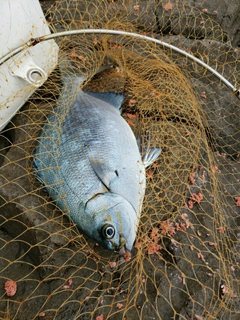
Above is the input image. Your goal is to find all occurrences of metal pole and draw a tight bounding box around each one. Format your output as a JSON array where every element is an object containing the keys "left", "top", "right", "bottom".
[{"left": 1, "top": 29, "right": 239, "bottom": 99}]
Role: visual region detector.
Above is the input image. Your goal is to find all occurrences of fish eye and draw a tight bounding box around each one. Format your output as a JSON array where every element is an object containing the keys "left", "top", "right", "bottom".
[{"left": 102, "top": 224, "right": 115, "bottom": 239}]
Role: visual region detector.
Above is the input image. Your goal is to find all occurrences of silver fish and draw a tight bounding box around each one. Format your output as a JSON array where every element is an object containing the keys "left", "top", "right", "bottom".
[{"left": 34, "top": 67, "right": 161, "bottom": 251}]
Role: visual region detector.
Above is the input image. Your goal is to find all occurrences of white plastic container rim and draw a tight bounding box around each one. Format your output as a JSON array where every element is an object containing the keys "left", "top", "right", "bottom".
[{"left": 0, "top": 0, "right": 59, "bottom": 131}]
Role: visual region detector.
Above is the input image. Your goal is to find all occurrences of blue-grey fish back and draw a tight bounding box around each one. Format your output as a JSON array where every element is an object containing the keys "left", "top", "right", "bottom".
[
  {"left": 85, "top": 92, "right": 124, "bottom": 110},
  {"left": 34, "top": 90, "right": 144, "bottom": 221}
]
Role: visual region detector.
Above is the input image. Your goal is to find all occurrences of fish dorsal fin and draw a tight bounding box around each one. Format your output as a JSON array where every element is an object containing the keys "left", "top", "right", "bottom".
[
  {"left": 90, "top": 157, "right": 118, "bottom": 189},
  {"left": 85, "top": 92, "right": 124, "bottom": 111}
]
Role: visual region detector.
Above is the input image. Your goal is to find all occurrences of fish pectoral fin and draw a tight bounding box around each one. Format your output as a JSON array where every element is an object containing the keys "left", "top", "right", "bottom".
[
  {"left": 90, "top": 158, "right": 117, "bottom": 189},
  {"left": 142, "top": 148, "right": 162, "bottom": 168}
]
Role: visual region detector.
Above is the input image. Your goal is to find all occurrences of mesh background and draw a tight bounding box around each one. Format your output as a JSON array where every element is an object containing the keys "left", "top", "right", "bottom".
[{"left": 0, "top": 0, "right": 239, "bottom": 319}]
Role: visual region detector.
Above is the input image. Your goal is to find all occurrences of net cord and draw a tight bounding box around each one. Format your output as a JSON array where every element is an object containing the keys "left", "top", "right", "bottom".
[{"left": 0, "top": 29, "right": 239, "bottom": 99}]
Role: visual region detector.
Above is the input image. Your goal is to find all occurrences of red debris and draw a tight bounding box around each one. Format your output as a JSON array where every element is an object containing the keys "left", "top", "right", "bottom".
[
  {"left": 146, "top": 169, "right": 154, "bottom": 178},
  {"left": 186, "top": 200, "right": 194, "bottom": 209},
  {"left": 217, "top": 226, "right": 226, "bottom": 234},
  {"left": 124, "top": 111, "right": 138, "bottom": 118},
  {"left": 208, "top": 242, "right": 218, "bottom": 248},
  {"left": 4, "top": 280, "right": 17, "bottom": 297},
  {"left": 179, "top": 222, "right": 187, "bottom": 231},
  {"left": 147, "top": 241, "right": 162, "bottom": 255},
  {"left": 125, "top": 119, "right": 135, "bottom": 127},
  {"left": 221, "top": 284, "right": 229, "bottom": 296},
  {"left": 160, "top": 219, "right": 176, "bottom": 236},
  {"left": 215, "top": 151, "right": 226, "bottom": 158},
  {"left": 210, "top": 166, "right": 219, "bottom": 174},
  {"left": 197, "top": 253, "right": 205, "bottom": 261},
  {"left": 163, "top": 1, "right": 173, "bottom": 11},
  {"left": 39, "top": 313, "right": 46, "bottom": 317},
  {"left": 109, "top": 261, "right": 117, "bottom": 268},
  {"left": 133, "top": 5, "right": 139, "bottom": 11},
  {"left": 235, "top": 197, "right": 240, "bottom": 206},
  {"left": 190, "top": 193, "right": 203, "bottom": 203},
  {"left": 135, "top": 242, "right": 142, "bottom": 249},
  {"left": 188, "top": 172, "right": 195, "bottom": 185},
  {"left": 135, "top": 227, "right": 162, "bottom": 255},
  {"left": 199, "top": 170, "right": 206, "bottom": 182},
  {"left": 63, "top": 285, "right": 70, "bottom": 289},
  {"left": 124, "top": 250, "right": 131, "bottom": 262},
  {"left": 150, "top": 227, "right": 159, "bottom": 241},
  {"left": 185, "top": 193, "right": 203, "bottom": 208},
  {"left": 128, "top": 100, "right": 137, "bottom": 107}
]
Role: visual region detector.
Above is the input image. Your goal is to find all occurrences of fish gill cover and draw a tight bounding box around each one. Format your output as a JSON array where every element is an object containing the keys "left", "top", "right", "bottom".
[{"left": 0, "top": 0, "right": 240, "bottom": 319}]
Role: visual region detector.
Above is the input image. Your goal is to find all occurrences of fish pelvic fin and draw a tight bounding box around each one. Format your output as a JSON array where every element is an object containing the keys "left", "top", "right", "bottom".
[
  {"left": 139, "top": 132, "right": 162, "bottom": 168},
  {"left": 142, "top": 147, "right": 162, "bottom": 168}
]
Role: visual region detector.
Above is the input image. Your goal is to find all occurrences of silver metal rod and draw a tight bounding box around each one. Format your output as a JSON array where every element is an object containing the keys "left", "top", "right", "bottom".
[{"left": 1, "top": 29, "right": 239, "bottom": 99}]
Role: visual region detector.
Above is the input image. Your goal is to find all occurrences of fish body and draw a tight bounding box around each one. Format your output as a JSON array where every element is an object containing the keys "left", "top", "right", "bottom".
[{"left": 34, "top": 71, "right": 161, "bottom": 251}]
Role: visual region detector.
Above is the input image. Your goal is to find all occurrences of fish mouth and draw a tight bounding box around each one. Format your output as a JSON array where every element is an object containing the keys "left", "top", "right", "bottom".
[
  {"left": 106, "top": 236, "right": 127, "bottom": 251},
  {"left": 117, "top": 236, "right": 127, "bottom": 254},
  {"left": 120, "top": 236, "right": 127, "bottom": 248}
]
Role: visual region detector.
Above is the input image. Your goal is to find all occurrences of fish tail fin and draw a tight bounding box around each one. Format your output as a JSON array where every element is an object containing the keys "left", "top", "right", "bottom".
[
  {"left": 59, "top": 57, "right": 87, "bottom": 96},
  {"left": 59, "top": 55, "right": 114, "bottom": 96}
]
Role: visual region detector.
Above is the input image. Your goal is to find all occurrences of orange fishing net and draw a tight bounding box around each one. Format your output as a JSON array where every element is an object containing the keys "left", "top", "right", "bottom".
[{"left": 0, "top": 1, "right": 239, "bottom": 319}]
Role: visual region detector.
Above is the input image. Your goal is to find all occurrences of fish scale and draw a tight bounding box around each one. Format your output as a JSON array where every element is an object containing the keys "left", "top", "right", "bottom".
[
  {"left": 34, "top": 70, "right": 161, "bottom": 250},
  {"left": 61, "top": 92, "right": 143, "bottom": 213}
]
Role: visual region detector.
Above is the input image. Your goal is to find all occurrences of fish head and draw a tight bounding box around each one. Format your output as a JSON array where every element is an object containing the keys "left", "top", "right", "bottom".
[{"left": 84, "top": 193, "right": 139, "bottom": 251}]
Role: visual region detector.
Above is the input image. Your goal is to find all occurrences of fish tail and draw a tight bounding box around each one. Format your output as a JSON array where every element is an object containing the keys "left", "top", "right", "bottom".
[
  {"left": 59, "top": 57, "right": 87, "bottom": 99},
  {"left": 59, "top": 56, "right": 114, "bottom": 104}
]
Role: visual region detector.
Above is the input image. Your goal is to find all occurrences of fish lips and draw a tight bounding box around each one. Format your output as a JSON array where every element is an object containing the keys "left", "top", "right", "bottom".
[
  {"left": 103, "top": 234, "right": 127, "bottom": 251},
  {"left": 104, "top": 232, "right": 128, "bottom": 252}
]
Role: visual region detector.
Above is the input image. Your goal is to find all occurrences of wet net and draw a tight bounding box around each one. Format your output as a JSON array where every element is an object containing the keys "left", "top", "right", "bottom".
[{"left": 0, "top": 0, "right": 240, "bottom": 319}]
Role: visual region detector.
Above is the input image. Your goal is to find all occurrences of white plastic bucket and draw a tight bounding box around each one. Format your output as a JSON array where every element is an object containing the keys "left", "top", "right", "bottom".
[{"left": 0, "top": 0, "right": 59, "bottom": 131}]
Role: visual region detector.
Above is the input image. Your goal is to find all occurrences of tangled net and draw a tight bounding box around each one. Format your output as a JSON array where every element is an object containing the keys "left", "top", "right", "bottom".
[{"left": 0, "top": 0, "right": 239, "bottom": 319}]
